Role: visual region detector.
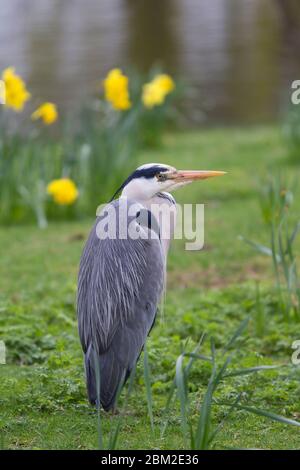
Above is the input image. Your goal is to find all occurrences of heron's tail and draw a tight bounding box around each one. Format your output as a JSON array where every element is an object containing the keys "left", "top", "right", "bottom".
[{"left": 85, "top": 344, "right": 127, "bottom": 411}]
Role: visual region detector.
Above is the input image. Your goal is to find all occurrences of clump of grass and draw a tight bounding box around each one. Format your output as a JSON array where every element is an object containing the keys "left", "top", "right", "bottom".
[
  {"left": 240, "top": 174, "right": 300, "bottom": 320},
  {"left": 162, "top": 318, "right": 300, "bottom": 450}
]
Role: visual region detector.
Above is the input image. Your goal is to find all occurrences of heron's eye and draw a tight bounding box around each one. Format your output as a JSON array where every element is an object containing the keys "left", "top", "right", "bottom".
[{"left": 156, "top": 173, "right": 167, "bottom": 182}]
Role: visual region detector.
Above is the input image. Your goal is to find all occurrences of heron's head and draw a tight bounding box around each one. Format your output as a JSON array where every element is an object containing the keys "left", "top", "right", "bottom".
[{"left": 112, "top": 163, "right": 226, "bottom": 201}]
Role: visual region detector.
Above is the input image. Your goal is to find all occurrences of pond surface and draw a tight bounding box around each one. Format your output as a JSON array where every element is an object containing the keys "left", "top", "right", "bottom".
[{"left": 1, "top": 0, "right": 300, "bottom": 124}]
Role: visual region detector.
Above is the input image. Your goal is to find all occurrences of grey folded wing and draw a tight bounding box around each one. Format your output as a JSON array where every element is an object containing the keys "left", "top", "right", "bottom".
[{"left": 77, "top": 199, "right": 164, "bottom": 408}]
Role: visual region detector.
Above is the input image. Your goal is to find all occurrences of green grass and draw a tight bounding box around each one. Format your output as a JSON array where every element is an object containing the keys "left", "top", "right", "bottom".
[{"left": 1, "top": 125, "right": 300, "bottom": 449}]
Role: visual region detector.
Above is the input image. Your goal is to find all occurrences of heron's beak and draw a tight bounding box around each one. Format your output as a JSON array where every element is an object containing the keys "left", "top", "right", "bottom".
[{"left": 167, "top": 170, "right": 227, "bottom": 182}]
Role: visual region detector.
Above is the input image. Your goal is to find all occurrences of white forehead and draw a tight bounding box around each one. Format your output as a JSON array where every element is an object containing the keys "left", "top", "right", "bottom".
[{"left": 137, "top": 163, "right": 176, "bottom": 172}]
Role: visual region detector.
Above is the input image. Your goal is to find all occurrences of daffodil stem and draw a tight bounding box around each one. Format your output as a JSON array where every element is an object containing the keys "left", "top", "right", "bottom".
[{"left": 36, "top": 205, "right": 47, "bottom": 229}]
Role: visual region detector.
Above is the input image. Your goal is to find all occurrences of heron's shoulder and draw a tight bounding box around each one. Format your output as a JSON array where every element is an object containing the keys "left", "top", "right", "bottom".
[{"left": 91, "top": 197, "right": 161, "bottom": 246}]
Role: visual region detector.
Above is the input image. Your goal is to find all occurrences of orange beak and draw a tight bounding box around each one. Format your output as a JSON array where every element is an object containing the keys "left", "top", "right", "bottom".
[{"left": 167, "top": 170, "right": 227, "bottom": 181}]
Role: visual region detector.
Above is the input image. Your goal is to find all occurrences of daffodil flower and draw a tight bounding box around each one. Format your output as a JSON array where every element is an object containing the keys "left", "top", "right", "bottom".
[
  {"left": 142, "top": 74, "right": 175, "bottom": 109},
  {"left": 2, "top": 67, "right": 31, "bottom": 112},
  {"left": 103, "top": 68, "right": 131, "bottom": 111},
  {"left": 32, "top": 102, "right": 58, "bottom": 125},
  {"left": 47, "top": 178, "right": 78, "bottom": 205}
]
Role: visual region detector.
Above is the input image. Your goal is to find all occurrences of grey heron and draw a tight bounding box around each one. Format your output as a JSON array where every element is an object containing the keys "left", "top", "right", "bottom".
[{"left": 77, "top": 163, "right": 225, "bottom": 410}]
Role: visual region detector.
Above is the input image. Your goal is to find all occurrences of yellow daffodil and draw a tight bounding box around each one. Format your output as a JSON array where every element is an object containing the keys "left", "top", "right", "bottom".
[
  {"left": 154, "top": 74, "right": 175, "bottom": 94},
  {"left": 47, "top": 178, "right": 78, "bottom": 205},
  {"left": 103, "top": 68, "right": 131, "bottom": 111},
  {"left": 2, "top": 67, "right": 31, "bottom": 111},
  {"left": 31, "top": 102, "right": 58, "bottom": 125},
  {"left": 142, "top": 73, "right": 175, "bottom": 109},
  {"left": 142, "top": 82, "right": 166, "bottom": 109}
]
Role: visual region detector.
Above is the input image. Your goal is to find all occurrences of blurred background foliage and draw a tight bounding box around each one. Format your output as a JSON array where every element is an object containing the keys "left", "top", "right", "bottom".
[
  {"left": 0, "top": 67, "right": 178, "bottom": 226},
  {"left": 1, "top": 0, "right": 300, "bottom": 226}
]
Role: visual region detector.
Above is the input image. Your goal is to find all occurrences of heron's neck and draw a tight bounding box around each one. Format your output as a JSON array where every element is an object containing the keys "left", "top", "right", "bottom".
[
  {"left": 144, "top": 193, "right": 177, "bottom": 260},
  {"left": 121, "top": 180, "right": 153, "bottom": 201}
]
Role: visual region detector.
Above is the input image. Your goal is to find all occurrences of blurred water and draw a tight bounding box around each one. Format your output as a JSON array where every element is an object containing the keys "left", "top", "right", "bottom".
[{"left": 1, "top": 0, "right": 300, "bottom": 124}]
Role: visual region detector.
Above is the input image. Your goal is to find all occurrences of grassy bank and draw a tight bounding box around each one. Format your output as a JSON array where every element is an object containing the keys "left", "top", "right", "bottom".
[{"left": 1, "top": 126, "right": 300, "bottom": 449}]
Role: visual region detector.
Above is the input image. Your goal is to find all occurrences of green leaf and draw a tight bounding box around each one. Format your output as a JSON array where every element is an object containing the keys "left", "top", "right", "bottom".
[
  {"left": 288, "top": 222, "right": 300, "bottom": 248},
  {"left": 143, "top": 342, "right": 154, "bottom": 432},
  {"left": 175, "top": 353, "right": 188, "bottom": 434},
  {"left": 223, "top": 316, "right": 250, "bottom": 352},
  {"left": 239, "top": 236, "right": 281, "bottom": 262},
  {"left": 208, "top": 394, "right": 242, "bottom": 445},
  {"left": 160, "top": 334, "right": 206, "bottom": 438},
  {"left": 222, "top": 403, "right": 300, "bottom": 428},
  {"left": 223, "top": 365, "right": 280, "bottom": 378}
]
